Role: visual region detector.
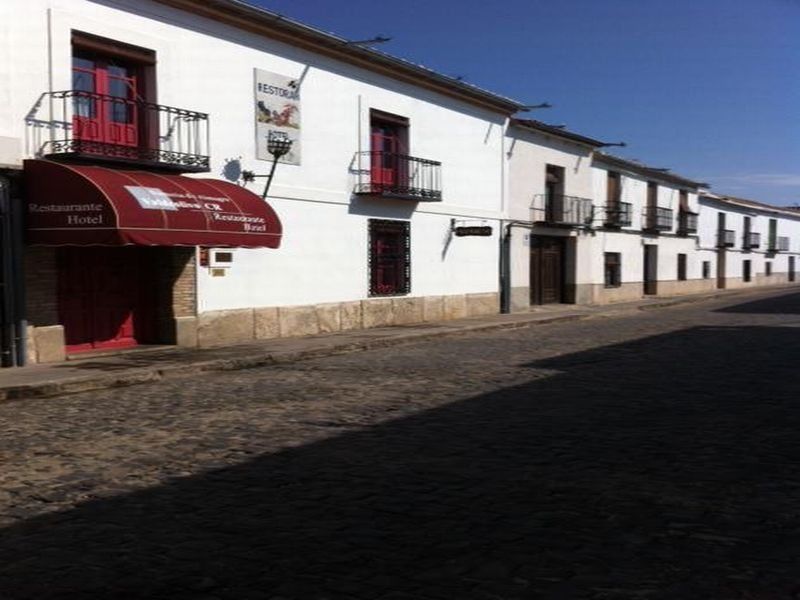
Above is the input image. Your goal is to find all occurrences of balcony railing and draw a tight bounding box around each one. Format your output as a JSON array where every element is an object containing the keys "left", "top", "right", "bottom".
[
  {"left": 677, "top": 210, "right": 698, "bottom": 235},
  {"left": 604, "top": 202, "right": 632, "bottom": 227},
  {"left": 768, "top": 236, "right": 790, "bottom": 252},
  {"left": 353, "top": 151, "right": 442, "bottom": 201},
  {"left": 32, "top": 90, "right": 210, "bottom": 172},
  {"left": 643, "top": 206, "right": 673, "bottom": 231},
  {"left": 718, "top": 229, "right": 736, "bottom": 247},
  {"left": 531, "top": 194, "right": 594, "bottom": 226},
  {"left": 743, "top": 231, "right": 761, "bottom": 249}
]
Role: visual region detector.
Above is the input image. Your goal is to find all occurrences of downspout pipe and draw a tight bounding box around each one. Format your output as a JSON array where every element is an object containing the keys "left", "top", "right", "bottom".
[
  {"left": 10, "top": 179, "right": 26, "bottom": 366},
  {"left": 0, "top": 177, "right": 14, "bottom": 366}
]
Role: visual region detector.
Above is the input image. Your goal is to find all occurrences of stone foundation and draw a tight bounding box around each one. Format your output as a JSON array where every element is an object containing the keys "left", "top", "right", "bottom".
[
  {"left": 653, "top": 279, "right": 717, "bottom": 297},
  {"left": 25, "top": 325, "right": 66, "bottom": 364},
  {"left": 193, "top": 292, "right": 500, "bottom": 348}
]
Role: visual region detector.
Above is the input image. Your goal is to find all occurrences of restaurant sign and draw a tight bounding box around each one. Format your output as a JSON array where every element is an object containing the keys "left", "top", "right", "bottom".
[{"left": 254, "top": 69, "right": 301, "bottom": 165}]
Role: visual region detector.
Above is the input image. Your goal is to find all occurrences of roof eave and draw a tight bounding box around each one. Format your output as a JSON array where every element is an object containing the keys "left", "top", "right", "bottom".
[
  {"left": 151, "top": 0, "right": 526, "bottom": 115},
  {"left": 510, "top": 119, "right": 606, "bottom": 148},
  {"left": 594, "top": 153, "right": 708, "bottom": 189}
]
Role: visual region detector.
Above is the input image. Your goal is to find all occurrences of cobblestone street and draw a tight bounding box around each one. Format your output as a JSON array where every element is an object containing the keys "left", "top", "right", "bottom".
[{"left": 1, "top": 288, "right": 800, "bottom": 599}]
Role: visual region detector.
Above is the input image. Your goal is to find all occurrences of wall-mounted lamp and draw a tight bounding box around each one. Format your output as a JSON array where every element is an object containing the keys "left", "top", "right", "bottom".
[{"left": 242, "top": 133, "right": 294, "bottom": 200}]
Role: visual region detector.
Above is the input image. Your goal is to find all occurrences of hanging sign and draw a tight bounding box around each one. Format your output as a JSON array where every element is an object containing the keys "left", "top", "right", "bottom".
[
  {"left": 454, "top": 226, "right": 493, "bottom": 237},
  {"left": 254, "top": 69, "right": 301, "bottom": 165}
]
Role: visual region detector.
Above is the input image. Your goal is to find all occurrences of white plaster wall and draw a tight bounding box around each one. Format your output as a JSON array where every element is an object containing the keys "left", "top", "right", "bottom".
[
  {"left": 2, "top": 0, "right": 509, "bottom": 312},
  {"left": 506, "top": 128, "right": 594, "bottom": 222}
]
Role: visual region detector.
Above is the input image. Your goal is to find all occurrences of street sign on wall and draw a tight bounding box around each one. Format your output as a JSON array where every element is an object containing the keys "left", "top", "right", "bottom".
[{"left": 454, "top": 226, "right": 493, "bottom": 237}]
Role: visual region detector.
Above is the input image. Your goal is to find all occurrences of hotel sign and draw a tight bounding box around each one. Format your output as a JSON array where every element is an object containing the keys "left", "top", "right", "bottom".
[{"left": 254, "top": 69, "right": 301, "bottom": 165}]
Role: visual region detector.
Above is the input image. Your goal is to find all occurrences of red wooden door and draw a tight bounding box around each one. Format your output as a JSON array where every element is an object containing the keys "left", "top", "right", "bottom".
[
  {"left": 370, "top": 124, "right": 400, "bottom": 189},
  {"left": 72, "top": 57, "right": 139, "bottom": 148},
  {"left": 58, "top": 248, "right": 144, "bottom": 352}
]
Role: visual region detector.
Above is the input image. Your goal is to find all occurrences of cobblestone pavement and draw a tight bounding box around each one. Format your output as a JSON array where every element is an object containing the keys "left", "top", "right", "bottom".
[{"left": 2, "top": 289, "right": 800, "bottom": 599}]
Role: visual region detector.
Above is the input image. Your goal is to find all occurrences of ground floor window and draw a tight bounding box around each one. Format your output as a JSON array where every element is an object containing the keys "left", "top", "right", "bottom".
[
  {"left": 677, "top": 253, "right": 687, "bottom": 281},
  {"left": 369, "top": 219, "right": 411, "bottom": 296},
  {"left": 702, "top": 261, "right": 711, "bottom": 279},
  {"left": 765, "top": 261, "right": 772, "bottom": 276},
  {"left": 743, "top": 260, "right": 752, "bottom": 282},
  {"left": 604, "top": 252, "right": 621, "bottom": 288}
]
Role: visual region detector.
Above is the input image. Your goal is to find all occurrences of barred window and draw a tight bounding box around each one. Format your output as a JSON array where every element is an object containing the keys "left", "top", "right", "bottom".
[{"left": 368, "top": 219, "right": 410, "bottom": 296}]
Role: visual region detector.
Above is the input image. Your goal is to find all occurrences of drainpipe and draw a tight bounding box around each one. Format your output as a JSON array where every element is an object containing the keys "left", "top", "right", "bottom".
[
  {"left": 10, "top": 179, "right": 26, "bottom": 366},
  {"left": 0, "top": 177, "right": 14, "bottom": 366}
]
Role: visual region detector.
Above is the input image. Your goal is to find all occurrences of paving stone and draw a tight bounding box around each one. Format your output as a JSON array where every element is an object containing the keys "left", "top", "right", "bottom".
[{"left": 1, "top": 288, "right": 800, "bottom": 598}]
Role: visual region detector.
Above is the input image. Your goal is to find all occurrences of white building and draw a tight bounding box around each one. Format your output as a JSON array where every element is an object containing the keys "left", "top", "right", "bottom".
[
  {"left": 506, "top": 119, "right": 710, "bottom": 308},
  {"left": 698, "top": 193, "right": 800, "bottom": 289},
  {"left": 0, "top": 0, "right": 526, "bottom": 364}
]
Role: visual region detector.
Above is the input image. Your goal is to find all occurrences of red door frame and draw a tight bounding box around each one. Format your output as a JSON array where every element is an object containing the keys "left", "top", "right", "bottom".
[
  {"left": 72, "top": 56, "right": 139, "bottom": 148},
  {"left": 370, "top": 112, "right": 409, "bottom": 190}
]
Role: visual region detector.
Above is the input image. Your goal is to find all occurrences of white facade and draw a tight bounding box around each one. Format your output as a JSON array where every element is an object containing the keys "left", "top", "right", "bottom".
[
  {"left": 1, "top": 0, "right": 521, "bottom": 358},
  {"left": 698, "top": 194, "right": 800, "bottom": 288},
  {"left": 506, "top": 121, "right": 711, "bottom": 307}
]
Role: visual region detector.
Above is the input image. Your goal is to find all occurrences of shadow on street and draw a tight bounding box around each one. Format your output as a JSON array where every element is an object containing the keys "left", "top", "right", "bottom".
[
  {"left": 714, "top": 290, "right": 800, "bottom": 315},
  {"left": 2, "top": 295, "right": 800, "bottom": 599}
]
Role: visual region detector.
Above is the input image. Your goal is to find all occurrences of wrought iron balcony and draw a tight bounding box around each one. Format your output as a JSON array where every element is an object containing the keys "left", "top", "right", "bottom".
[
  {"left": 31, "top": 90, "right": 210, "bottom": 172},
  {"left": 604, "top": 202, "right": 632, "bottom": 227},
  {"left": 677, "top": 210, "right": 698, "bottom": 235},
  {"left": 743, "top": 231, "right": 761, "bottom": 249},
  {"left": 717, "top": 229, "right": 736, "bottom": 247},
  {"left": 768, "top": 236, "right": 790, "bottom": 252},
  {"left": 531, "top": 194, "right": 594, "bottom": 226},
  {"left": 643, "top": 206, "right": 673, "bottom": 231},
  {"left": 353, "top": 151, "right": 442, "bottom": 201}
]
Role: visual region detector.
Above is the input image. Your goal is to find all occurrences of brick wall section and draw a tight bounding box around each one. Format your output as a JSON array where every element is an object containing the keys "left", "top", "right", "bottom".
[
  {"left": 167, "top": 247, "right": 196, "bottom": 317},
  {"left": 24, "top": 246, "right": 59, "bottom": 326}
]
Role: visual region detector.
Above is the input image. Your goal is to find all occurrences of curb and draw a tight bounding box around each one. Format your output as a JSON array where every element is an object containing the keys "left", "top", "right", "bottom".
[
  {"left": 1, "top": 284, "right": 796, "bottom": 402},
  {"left": 0, "top": 313, "right": 589, "bottom": 402}
]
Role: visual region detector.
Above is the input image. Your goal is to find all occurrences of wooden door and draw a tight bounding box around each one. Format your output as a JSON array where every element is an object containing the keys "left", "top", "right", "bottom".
[
  {"left": 790, "top": 256, "right": 796, "bottom": 282},
  {"left": 643, "top": 244, "right": 658, "bottom": 295},
  {"left": 530, "top": 237, "right": 564, "bottom": 305},
  {"left": 716, "top": 249, "right": 726, "bottom": 289},
  {"left": 58, "top": 247, "right": 148, "bottom": 352}
]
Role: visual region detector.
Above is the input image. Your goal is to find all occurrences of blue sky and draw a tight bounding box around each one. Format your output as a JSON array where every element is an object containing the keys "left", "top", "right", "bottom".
[{"left": 252, "top": 0, "right": 800, "bottom": 205}]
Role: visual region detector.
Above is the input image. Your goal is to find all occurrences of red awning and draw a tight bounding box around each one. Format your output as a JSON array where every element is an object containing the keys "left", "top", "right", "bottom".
[{"left": 24, "top": 160, "right": 282, "bottom": 248}]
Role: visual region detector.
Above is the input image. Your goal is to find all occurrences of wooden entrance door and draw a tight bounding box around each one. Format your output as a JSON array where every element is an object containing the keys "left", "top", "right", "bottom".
[
  {"left": 530, "top": 237, "right": 564, "bottom": 305},
  {"left": 58, "top": 247, "right": 151, "bottom": 352},
  {"left": 643, "top": 244, "right": 658, "bottom": 295},
  {"left": 716, "top": 249, "right": 727, "bottom": 289}
]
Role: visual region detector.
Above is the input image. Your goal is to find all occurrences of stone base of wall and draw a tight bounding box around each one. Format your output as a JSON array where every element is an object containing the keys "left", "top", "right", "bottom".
[
  {"left": 509, "top": 287, "right": 529, "bottom": 313},
  {"left": 25, "top": 325, "right": 66, "bottom": 364},
  {"left": 654, "top": 279, "right": 717, "bottom": 297},
  {"left": 575, "top": 282, "right": 643, "bottom": 305},
  {"left": 194, "top": 292, "right": 499, "bottom": 348}
]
